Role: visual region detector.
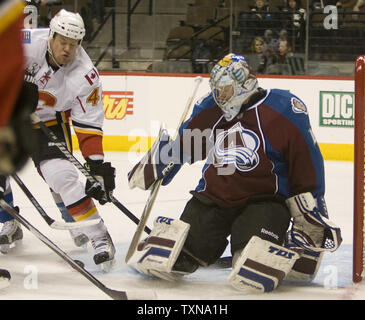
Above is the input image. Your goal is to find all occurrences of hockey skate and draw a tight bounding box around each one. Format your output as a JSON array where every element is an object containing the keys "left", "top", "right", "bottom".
[
  {"left": 0, "top": 268, "right": 10, "bottom": 290},
  {"left": 69, "top": 228, "right": 89, "bottom": 248},
  {"left": 0, "top": 219, "right": 23, "bottom": 254},
  {"left": 90, "top": 230, "right": 115, "bottom": 272}
]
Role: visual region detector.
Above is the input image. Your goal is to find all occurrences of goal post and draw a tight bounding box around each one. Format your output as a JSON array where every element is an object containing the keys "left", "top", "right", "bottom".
[{"left": 353, "top": 55, "right": 365, "bottom": 283}]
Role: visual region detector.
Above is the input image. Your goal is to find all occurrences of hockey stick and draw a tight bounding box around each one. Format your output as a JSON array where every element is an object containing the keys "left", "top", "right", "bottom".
[
  {"left": 125, "top": 76, "right": 203, "bottom": 263},
  {"left": 10, "top": 173, "right": 100, "bottom": 230},
  {"left": 29, "top": 91, "right": 229, "bottom": 269},
  {"left": 30, "top": 113, "right": 151, "bottom": 234},
  {"left": 0, "top": 199, "right": 155, "bottom": 300}
]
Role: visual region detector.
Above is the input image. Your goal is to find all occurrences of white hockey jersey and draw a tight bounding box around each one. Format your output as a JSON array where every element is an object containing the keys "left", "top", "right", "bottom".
[{"left": 22, "top": 28, "right": 105, "bottom": 159}]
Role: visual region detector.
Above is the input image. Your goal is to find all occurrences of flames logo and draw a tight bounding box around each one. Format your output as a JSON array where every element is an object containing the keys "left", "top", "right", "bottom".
[
  {"left": 212, "top": 122, "right": 260, "bottom": 172},
  {"left": 102, "top": 91, "right": 134, "bottom": 120}
]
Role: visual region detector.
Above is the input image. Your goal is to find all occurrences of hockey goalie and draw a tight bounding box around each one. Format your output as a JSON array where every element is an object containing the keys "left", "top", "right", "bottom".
[{"left": 127, "top": 53, "right": 342, "bottom": 293}]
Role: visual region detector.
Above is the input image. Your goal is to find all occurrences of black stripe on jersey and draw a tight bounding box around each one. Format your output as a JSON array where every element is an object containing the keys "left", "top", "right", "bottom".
[
  {"left": 66, "top": 195, "right": 90, "bottom": 210},
  {"left": 71, "top": 120, "right": 103, "bottom": 132}
]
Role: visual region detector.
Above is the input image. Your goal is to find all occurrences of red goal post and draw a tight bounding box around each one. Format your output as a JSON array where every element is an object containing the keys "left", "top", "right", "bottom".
[{"left": 354, "top": 55, "right": 365, "bottom": 283}]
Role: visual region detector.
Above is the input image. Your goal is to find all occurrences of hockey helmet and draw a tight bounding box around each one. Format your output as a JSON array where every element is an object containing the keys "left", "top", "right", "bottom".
[
  {"left": 210, "top": 53, "right": 258, "bottom": 121},
  {"left": 49, "top": 9, "right": 85, "bottom": 42}
]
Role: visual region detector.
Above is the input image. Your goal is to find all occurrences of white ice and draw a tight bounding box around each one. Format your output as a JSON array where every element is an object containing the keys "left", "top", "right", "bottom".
[{"left": 0, "top": 152, "right": 361, "bottom": 300}]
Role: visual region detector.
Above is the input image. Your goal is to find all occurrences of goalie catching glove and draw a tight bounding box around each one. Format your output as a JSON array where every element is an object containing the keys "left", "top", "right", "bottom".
[
  {"left": 286, "top": 192, "right": 342, "bottom": 253},
  {"left": 128, "top": 125, "right": 182, "bottom": 190},
  {"left": 84, "top": 158, "right": 116, "bottom": 205}
]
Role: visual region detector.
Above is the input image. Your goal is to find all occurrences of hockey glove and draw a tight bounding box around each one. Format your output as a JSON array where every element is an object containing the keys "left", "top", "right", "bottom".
[
  {"left": 128, "top": 126, "right": 182, "bottom": 190},
  {"left": 85, "top": 158, "right": 116, "bottom": 205},
  {"left": 286, "top": 192, "right": 342, "bottom": 253}
]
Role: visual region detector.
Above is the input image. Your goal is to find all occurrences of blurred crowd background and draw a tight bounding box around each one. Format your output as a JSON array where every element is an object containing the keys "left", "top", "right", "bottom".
[{"left": 24, "top": 0, "right": 364, "bottom": 76}]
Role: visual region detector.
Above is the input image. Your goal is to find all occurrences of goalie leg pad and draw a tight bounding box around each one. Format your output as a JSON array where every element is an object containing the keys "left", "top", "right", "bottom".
[
  {"left": 228, "top": 236, "right": 300, "bottom": 293},
  {"left": 128, "top": 216, "right": 190, "bottom": 280},
  {"left": 284, "top": 230, "right": 323, "bottom": 282},
  {"left": 285, "top": 250, "right": 323, "bottom": 283}
]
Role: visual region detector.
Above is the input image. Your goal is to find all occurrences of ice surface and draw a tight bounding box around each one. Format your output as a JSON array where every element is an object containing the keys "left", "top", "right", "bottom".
[{"left": 0, "top": 152, "right": 361, "bottom": 300}]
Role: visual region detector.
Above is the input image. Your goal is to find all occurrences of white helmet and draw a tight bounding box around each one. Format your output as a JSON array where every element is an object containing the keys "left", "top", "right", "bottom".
[
  {"left": 49, "top": 9, "right": 85, "bottom": 41},
  {"left": 210, "top": 53, "right": 258, "bottom": 121}
]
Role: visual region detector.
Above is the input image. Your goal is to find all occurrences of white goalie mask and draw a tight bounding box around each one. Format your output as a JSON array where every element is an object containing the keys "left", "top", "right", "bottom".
[
  {"left": 210, "top": 54, "right": 259, "bottom": 121},
  {"left": 49, "top": 9, "right": 86, "bottom": 42}
]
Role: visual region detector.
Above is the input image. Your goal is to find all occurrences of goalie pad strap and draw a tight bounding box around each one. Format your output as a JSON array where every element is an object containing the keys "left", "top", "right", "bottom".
[
  {"left": 137, "top": 236, "right": 175, "bottom": 251},
  {"left": 242, "top": 258, "right": 286, "bottom": 283}
]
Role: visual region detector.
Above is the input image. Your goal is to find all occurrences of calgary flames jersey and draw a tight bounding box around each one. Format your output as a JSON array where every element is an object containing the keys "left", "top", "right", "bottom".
[{"left": 22, "top": 28, "right": 104, "bottom": 159}]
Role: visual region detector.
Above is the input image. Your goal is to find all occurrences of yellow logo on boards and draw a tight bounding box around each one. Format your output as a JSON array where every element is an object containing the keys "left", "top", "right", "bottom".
[{"left": 102, "top": 91, "right": 134, "bottom": 120}]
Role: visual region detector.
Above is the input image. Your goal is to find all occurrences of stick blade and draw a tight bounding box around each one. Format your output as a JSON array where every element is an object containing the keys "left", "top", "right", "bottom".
[
  {"left": 126, "top": 289, "right": 157, "bottom": 300},
  {"left": 105, "top": 289, "right": 156, "bottom": 300},
  {"left": 49, "top": 218, "right": 102, "bottom": 230},
  {"left": 104, "top": 289, "right": 128, "bottom": 300}
]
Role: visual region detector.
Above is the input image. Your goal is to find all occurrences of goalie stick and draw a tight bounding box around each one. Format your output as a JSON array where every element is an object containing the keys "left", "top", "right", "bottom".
[
  {"left": 125, "top": 76, "right": 203, "bottom": 263},
  {"left": 10, "top": 173, "right": 100, "bottom": 230},
  {"left": 30, "top": 113, "right": 151, "bottom": 234},
  {"left": 0, "top": 199, "right": 155, "bottom": 300}
]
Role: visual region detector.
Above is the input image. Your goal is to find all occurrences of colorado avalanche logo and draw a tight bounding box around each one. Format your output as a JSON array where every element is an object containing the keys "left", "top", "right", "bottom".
[
  {"left": 213, "top": 123, "right": 260, "bottom": 172},
  {"left": 291, "top": 97, "right": 307, "bottom": 115}
]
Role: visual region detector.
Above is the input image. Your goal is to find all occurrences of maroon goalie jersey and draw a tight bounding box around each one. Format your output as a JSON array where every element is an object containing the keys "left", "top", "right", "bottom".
[{"left": 177, "top": 88, "right": 325, "bottom": 208}]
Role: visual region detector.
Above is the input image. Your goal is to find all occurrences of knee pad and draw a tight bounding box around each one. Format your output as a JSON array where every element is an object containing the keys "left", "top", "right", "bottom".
[
  {"left": 39, "top": 159, "right": 85, "bottom": 206},
  {"left": 228, "top": 236, "right": 300, "bottom": 293}
]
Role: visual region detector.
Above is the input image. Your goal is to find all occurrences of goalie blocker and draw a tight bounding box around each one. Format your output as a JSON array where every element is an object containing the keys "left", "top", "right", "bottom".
[{"left": 128, "top": 125, "right": 182, "bottom": 191}]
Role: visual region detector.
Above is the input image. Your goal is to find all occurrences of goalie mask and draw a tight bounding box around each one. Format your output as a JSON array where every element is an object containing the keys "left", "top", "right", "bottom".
[{"left": 210, "top": 54, "right": 258, "bottom": 121}]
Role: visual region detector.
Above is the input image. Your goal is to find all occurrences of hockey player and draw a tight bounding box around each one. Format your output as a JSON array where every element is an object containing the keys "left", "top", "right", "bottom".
[
  {"left": 23, "top": 0, "right": 90, "bottom": 248},
  {"left": 0, "top": 9, "right": 116, "bottom": 269},
  {"left": 127, "top": 53, "right": 342, "bottom": 293}
]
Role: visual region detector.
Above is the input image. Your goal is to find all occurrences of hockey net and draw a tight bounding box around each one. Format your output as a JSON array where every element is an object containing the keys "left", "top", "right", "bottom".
[{"left": 354, "top": 55, "right": 365, "bottom": 283}]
